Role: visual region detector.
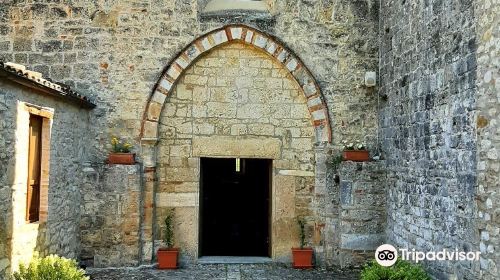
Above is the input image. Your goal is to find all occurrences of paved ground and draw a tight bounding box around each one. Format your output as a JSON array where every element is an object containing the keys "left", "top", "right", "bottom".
[{"left": 87, "top": 264, "right": 360, "bottom": 280}]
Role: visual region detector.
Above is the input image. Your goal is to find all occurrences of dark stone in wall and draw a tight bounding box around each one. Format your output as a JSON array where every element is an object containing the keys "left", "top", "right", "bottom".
[{"left": 340, "top": 181, "right": 353, "bottom": 206}]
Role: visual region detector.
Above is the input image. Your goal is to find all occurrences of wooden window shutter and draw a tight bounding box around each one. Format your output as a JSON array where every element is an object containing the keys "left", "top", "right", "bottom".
[{"left": 27, "top": 114, "right": 42, "bottom": 223}]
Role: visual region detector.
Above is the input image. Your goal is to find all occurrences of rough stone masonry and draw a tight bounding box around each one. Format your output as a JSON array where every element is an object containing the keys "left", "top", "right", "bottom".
[
  {"left": 0, "top": 68, "right": 92, "bottom": 277},
  {"left": 379, "top": 0, "right": 499, "bottom": 279},
  {"left": 0, "top": 0, "right": 380, "bottom": 275},
  {"left": 379, "top": 0, "right": 478, "bottom": 278},
  {"left": 0, "top": 1, "right": 498, "bottom": 280}
]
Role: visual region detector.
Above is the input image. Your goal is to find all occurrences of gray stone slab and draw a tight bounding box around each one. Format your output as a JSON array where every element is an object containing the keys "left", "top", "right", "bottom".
[
  {"left": 340, "top": 181, "right": 352, "bottom": 206},
  {"left": 340, "top": 234, "right": 385, "bottom": 250}
]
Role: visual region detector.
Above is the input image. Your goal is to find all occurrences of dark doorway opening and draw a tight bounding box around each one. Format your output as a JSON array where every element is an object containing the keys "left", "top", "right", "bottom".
[{"left": 200, "top": 158, "right": 271, "bottom": 257}]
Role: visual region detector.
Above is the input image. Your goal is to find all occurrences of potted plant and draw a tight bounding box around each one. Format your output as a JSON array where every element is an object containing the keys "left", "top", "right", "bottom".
[
  {"left": 108, "top": 137, "right": 135, "bottom": 164},
  {"left": 291, "top": 218, "right": 314, "bottom": 269},
  {"left": 157, "top": 212, "right": 179, "bottom": 269},
  {"left": 342, "top": 140, "right": 369, "bottom": 162}
]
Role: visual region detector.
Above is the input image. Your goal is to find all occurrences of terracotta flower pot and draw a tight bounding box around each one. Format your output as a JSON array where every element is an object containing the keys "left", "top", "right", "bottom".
[
  {"left": 292, "top": 248, "right": 314, "bottom": 269},
  {"left": 157, "top": 248, "right": 179, "bottom": 269},
  {"left": 108, "top": 153, "right": 135, "bottom": 164},
  {"left": 343, "top": 150, "right": 369, "bottom": 162}
]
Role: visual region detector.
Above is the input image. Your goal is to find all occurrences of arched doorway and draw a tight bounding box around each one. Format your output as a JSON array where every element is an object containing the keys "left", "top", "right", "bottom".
[{"left": 139, "top": 25, "right": 331, "bottom": 263}]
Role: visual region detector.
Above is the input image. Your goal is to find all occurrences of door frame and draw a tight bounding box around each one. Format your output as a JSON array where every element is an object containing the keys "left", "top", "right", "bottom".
[{"left": 198, "top": 157, "right": 273, "bottom": 258}]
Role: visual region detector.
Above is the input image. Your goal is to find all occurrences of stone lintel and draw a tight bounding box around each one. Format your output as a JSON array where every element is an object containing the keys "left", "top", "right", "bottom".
[{"left": 192, "top": 136, "right": 281, "bottom": 159}]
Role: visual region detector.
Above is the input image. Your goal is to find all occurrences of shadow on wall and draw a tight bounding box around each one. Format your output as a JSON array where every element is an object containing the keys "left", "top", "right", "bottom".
[
  {"left": 0, "top": 89, "right": 17, "bottom": 278},
  {"left": 0, "top": 144, "right": 13, "bottom": 278},
  {"left": 0, "top": 96, "right": 20, "bottom": 278}
]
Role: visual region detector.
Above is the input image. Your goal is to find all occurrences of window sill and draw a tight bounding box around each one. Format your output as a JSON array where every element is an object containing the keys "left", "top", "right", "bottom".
[{"left": 201, "top": 0, "right": 273, "bottom": 21}]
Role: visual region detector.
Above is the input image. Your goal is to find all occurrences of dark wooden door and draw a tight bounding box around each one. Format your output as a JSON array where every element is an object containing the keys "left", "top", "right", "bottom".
[
  {"left": 27, "top": 115, "right": 42, "bottom": 223},
  {"left": 200, "top": 158, "right": 271, "bottom": 257}
]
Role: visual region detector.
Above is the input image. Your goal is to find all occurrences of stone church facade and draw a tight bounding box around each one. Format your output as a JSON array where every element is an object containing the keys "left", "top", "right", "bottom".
[{"left": 0, "top": 1, "right": 498, "bottom": 280}]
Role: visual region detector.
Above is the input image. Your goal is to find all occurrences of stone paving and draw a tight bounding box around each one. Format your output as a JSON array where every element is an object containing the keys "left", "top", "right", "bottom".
[{"left": 87, "top": 264, "right": 360, "bottom": 280}]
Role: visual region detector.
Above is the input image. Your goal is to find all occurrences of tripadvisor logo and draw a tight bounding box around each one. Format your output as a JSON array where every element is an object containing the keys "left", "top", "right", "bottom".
[
  {"left": 375, "top": 244, "right": 398, "bottom": 267},
  {"left": 375, "top": 244, "right": 481, "bottom": 266}
]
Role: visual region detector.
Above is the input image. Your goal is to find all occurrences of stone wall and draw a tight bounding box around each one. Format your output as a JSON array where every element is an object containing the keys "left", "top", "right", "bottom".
[
  {"left": 2, "top": 1, "right": 496, "bottom": 277},
  {"left": 0, "top": 79, "right": 91, "bottom": 278},
  {"left": 0, "top": 0, "right": 380, "bottom": 270},
  {"left": 80, "top": 164, "right": 142, "bottom": 268},
  {"left": 379, "top": 0, "right": 479, "bottom": 278},
  {"left": 155, "top": 41, "right": 317, "bottom": 263},
  {"left": 265, "top": 0, "right": 380, "bottom": 148},
  {"left": 0, "top": 0, "right": 379, "bottom": 159},
  {"left": 337, "top": 161, "right": 386, "bottom": 267},
  {"left": 474, "top": 0, "right": 500, "bottom": 278}
]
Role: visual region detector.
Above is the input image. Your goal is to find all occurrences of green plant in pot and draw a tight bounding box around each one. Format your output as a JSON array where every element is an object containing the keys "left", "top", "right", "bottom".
[
  {"left": 291, "top": 218, "right": 314, "bottom": 269},
  {"left": 157, "top": 211, "right": 179, "bottom": 269}
]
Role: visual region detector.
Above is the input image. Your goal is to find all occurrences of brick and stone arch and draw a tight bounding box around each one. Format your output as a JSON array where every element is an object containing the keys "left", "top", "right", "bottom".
[
  {"left": 140, "top": 24, "right": 331, "bottom": 148},
  {"left": 154, "top": 41, "right": 319, "bottom": 262},
  {"left": 137, "top": 24, "right": 332, "bottom": 262}
]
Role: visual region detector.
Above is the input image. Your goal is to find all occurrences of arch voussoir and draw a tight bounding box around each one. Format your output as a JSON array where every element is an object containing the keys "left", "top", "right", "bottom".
[{"left": 141, "top": 24, "right": 332, "bottom": 144}]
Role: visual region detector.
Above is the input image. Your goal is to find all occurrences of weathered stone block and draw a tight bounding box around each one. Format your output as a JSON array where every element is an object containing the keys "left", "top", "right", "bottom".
[
  {"left": 156, "top": 193, "right": 198, "bottom": 207},
  {"left": 340, "top": 234, "right": 385, "bottom": 250}
]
